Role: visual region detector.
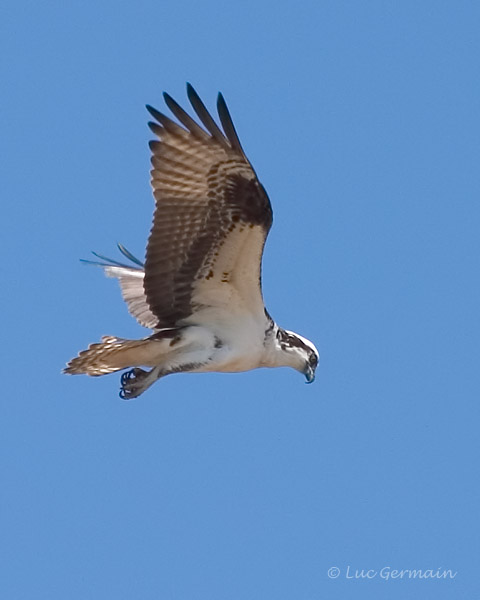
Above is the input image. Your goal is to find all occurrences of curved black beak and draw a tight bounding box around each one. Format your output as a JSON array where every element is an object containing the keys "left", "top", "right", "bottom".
[{"left": 304, "top": 365, "right": 316, "bottom": 384}]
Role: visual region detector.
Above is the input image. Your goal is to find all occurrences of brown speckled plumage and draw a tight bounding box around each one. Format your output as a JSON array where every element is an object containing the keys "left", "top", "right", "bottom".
[{"left": 143, "top": 84, "right": 272, "bottom": 328}]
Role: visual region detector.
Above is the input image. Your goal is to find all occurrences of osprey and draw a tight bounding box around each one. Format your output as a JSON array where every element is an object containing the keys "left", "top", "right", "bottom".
[{"left": 64, "top": 84, "right": 318, "bottom": 398}]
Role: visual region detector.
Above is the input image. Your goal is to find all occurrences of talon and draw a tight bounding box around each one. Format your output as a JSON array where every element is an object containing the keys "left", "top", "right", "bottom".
[
  {"left": 121, "top": 368, "right": 142, "bottom": 385},
  {"left": 120, "top": 368, "right": 148, "bottom": 400},
  {"left": 119, "top": 387, "right": 135, "bottom": 400}
]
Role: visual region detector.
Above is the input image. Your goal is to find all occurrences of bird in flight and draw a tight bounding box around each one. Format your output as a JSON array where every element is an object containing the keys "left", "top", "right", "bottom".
[{"left": 64, "top": 84, "right": 318, "bottom": 398}]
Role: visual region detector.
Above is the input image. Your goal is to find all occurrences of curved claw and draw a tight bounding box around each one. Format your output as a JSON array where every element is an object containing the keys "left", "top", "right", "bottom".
[
  {"left": 120, "top": 368, "right": 148, "bottom": 400},
  {"left": 121, "top": 369, "right": 136, "bottom": 386},
  {"left": 119, "top": 387, "right": 137, "bottom": 400}
]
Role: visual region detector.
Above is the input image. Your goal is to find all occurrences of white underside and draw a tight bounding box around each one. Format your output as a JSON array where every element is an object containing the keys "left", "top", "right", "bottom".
[
  {"left": 96, "top": 225, "right": 310, "bottom": 378},
  {"left": 140, "top": 315, "right": 273, "bottom": 375}
]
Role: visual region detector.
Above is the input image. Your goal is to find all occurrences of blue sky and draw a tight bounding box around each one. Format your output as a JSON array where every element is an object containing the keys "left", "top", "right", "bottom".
[{"left": 2, "top": 1, "right": 479, "bottom": 598}]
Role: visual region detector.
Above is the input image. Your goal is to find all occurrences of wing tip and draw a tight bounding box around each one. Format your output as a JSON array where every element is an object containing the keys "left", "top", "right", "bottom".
[
  {"left": 145, "top": 103, "right": 156, "bottom": 117},
  {"left": 147, "top": 121, "right": 163, "bottom": 136},
  {"left": 150, "top": 84, "right": 245, "bottom": 154},
  {"left": 186, "top": 82, "right": 201, "bottom": 108},
  {"left": 162, "top": 91, "right": 175, "bottom": 106}
]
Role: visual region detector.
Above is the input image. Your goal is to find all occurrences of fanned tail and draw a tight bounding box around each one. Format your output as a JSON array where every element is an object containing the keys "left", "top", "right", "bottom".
[{"left": 64, "top": 336, "right": 157, "bottom": 376}]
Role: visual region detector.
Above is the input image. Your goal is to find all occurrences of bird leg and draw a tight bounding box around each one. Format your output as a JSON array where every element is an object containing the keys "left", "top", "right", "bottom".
[{"left": 119, "top": 366, "right": 164, "bottom": 399}]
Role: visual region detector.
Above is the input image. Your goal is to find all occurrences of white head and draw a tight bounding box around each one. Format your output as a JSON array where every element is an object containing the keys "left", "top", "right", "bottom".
[{"left": 275, "top": 328, "right": 319, "bottom": 383}]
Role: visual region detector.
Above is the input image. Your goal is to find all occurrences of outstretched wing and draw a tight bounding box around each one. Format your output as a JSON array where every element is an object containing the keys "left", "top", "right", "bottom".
[{"left": 144, "top": 84, "right": 273, "bottom": 329}]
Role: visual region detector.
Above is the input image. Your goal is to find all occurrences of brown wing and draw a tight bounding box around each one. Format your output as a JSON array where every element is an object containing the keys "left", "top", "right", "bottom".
[{"left": 144, "top": 84, "right": 273, "bottom": 329}]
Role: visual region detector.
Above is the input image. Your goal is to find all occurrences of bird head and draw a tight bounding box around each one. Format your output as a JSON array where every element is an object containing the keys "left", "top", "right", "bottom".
[{"left": 275, "top": 328, "right": 319, "bottom": 383}]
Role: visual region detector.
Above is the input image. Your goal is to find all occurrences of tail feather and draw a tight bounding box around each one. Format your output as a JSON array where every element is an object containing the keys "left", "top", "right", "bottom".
[{"left": 64, "top": 336, "right": 164, "bottom": 377}]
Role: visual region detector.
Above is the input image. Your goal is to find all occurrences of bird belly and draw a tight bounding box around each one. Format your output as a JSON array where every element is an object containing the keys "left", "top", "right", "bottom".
[{"left": 198, "top": 318, "right": 267, "bottom": 374}]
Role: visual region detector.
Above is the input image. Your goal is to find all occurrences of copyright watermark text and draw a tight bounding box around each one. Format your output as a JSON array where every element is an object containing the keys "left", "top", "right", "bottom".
[{"left": 327, "top": 565, "right": 457, "bottom": 581}]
